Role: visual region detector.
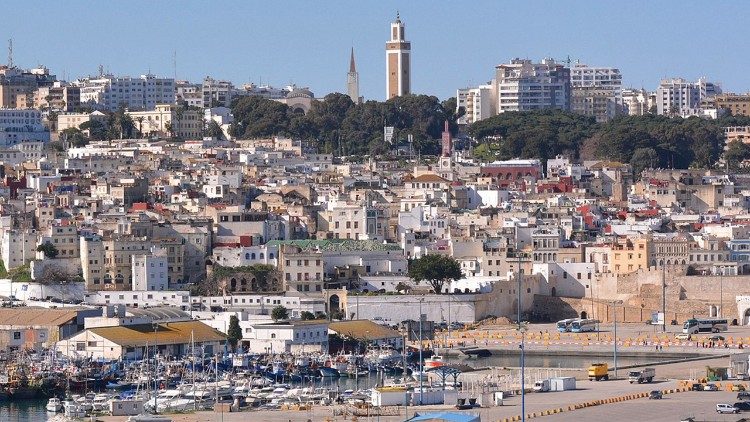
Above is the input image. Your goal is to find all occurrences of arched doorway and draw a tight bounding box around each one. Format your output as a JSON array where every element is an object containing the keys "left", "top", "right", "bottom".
[
  {"left": 551, "top": 287, "right": 557, "bottom": 297},
  {"left": 580, "top": 311, "right": 588, "bottom": 319},
  {"left": 744, "top": 308, "right": 750, "bottom": 325},
  {"left": 329, "top": 294, "right": 340, "bottom": 313}
]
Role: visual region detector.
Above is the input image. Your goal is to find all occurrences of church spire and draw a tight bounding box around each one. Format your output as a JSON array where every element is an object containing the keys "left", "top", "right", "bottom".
[
  {"left": 347, "top": 47, "right": 360, "bottom": 104},
  {"left": 349, "top": 47, "right": 356, "bottom": 73}
]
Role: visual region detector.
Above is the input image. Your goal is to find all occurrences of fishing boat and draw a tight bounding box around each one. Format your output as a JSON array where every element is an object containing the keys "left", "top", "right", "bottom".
[{"left": 46, "top": 397, "right": 63, "bottom": 412}]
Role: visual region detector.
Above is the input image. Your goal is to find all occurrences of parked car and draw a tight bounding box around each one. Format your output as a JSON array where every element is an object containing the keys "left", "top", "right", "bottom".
[
  {"left": 709, "top": 335, "right": 726, "bottom": 342},
  {"left": 649, "top": 390, "right": 663, "bottom": 400},
  {"left": 737, "top": 391, "right": 750, "bottom": 400},
  {"left": 734, "top": 401, "right": 750, "bottom": 411},
  {"left": 717, "top": 403, "right": 740, "bottom": 414},
  {"left": 675, "top": 333, "right": 691, "bottom": 340},
  {"left": 704, "top": 383, "right": 719, "bottom": 391},
  {"left": 691, "top": 383, "right": 703, "bottom": 391},
  {"left": 733, "top": 384, "right": 747, "bottom": 392}
]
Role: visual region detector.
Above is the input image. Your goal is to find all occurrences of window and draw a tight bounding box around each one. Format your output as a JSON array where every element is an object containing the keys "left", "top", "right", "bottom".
[{"left": 13, "top": 332, "right": 21, "bottom": 340}]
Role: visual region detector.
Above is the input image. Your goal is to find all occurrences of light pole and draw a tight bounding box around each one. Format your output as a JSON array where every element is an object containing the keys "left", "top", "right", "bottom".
[
  {"left": 720, "top": 267, "right": 724, "bottom": 319},
  {"left": 516, "top": 243, "right": 526, "bottom": 422},
  {"left": 661, "top": 261, "right": 666, "bottom": 332},
  {"left": 418, "top": 297, "right": 424, "bottom": 406},
  {"left": 611, "top": 300, "right": 623, "bottom": 379}
]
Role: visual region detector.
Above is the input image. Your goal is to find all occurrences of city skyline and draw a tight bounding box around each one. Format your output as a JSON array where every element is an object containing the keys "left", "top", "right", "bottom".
[{"left": 3, "top": 0, "right": 750, "bottom": 101}]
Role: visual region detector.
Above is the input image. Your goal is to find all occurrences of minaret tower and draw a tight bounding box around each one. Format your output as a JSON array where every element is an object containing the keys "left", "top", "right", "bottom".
[
  {"left": 385, "top": 12, "right": 411, "bottom": 99},
  {"left": 347, "top": 47, "right": 360, "bottom": 104}
]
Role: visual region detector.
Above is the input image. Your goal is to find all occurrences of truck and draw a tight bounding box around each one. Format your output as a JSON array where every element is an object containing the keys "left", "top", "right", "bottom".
[
  {"left": 588, "top": 363, "right": 609, "bottom": 381},
  {"left": 628, "top": 368, "right": 655, "bottom": 384},
  {"left": 532, "top": 379, "right": 550, "bottom": 392}
]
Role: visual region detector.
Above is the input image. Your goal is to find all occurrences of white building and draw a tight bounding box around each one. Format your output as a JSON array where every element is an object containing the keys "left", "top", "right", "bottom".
[
  {"left": 621, "top": 88, "right": 653, "bottom": 116},
  {"left": 495, "top": 58, "right": 570, "bottom": 112},
  {"left": 127, "top": 104, "right": 202, "bottom": 140},
  {"left": 132, "top": 248, "right": 168, "bottom": 291},
  {"left": 246, "top": 320, "right": 329, "bottom": 354},
  {"left": 0, "top": 109, "right": 50, "bottom": 147},
  {"left": 656, "top": 77, "right": 721, "bottom": 116},
  {"left": 77, "top": 74, "right": 175, "bottom": 111},
  {"left": 1, "top": 229, "right": 38, "bottom": 270},
  {"left": 456, "top": 85, "right": 494, "bottom": 125},
  {"left": 570, "top": 63, "right": 622, "bottom": 122}
]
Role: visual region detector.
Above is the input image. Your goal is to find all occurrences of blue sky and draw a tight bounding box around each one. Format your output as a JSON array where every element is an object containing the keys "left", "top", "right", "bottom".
[{"left": 4, "top": 0, "right": 749, "bottom": 101}]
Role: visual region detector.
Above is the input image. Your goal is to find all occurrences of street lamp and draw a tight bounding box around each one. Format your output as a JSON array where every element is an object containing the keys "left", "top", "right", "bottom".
[{"left": 518, "top": 322, "right": 528, "bottom": 422}]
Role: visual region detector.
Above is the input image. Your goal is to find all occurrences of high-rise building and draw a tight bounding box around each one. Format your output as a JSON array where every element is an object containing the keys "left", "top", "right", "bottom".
[
  {"left": 570, "top": 63, "right": 622, "bottom": 122},
  {"left": 202, "top": 77, "right": 234, "bottom": 108},
  {"left": 385, "top": 13, "right": 411, "bottom": 99},
  {"left": 494, "top": 58, "right": 570, "bottom": 113},
  {"left": 456, "top": 85, "right": 494, "bottom": 125},
  {"left": 656, "top": 77, "right": 721, "bottom": 116},
  {"left": 347, "top": 48, "right": 360, "bottom": 104}
]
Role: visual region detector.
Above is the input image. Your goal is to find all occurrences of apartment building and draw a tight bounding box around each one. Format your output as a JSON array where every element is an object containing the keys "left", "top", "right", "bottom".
[
  {"left": 456, "top": 85, "right": 494, "bottom": 125},
  {"left": 80, "top": 236, "right": 185, "bottom": 291},
  {"left": 127, "top": 104, "right": 202, "bottom": 140},
  {"left": 495, "top": 58, "right": 570, "bottom": 112},
  {"left": 1, "top": 229, "right": 38, "bottom": 270},
  {"left": 132, "top": 248, "right": 168, "bottom": 291},
  {"left": 0, "top": 109, "right": 50, "bottom": 147},
  {"left": 656, "top": 77, "right": 721, "bottom": 116},
  {"left": 175, "top": 80, "right": 203, "bottom": 107},
  {"left": 621, "top": 88, "right": 653, "bottom": 115},
  {"left": 716, "top": 93, "right": 750, "bottom": 117},
  {"left": 77, "top": 73, "right": 175, "bottom": 111},
  {"left": 570, "top": 64, "right": 622, "bottom": 122},
  {"left": 279, "top": 245, "right": 324, "bottom": 293},
  {"left": 0, "top": 66, "right": 57, "bottom": 108},
  {"left": 33, "top": 82, "right": 80, "bottom": 112}
]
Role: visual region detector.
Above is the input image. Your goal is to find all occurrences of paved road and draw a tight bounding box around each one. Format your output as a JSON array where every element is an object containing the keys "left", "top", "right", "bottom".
[{"left": 569, "top": 389, "right": 749, "bottom": 422}]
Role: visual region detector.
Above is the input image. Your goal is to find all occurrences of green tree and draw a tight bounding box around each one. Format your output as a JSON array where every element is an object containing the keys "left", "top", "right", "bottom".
[
  {"left": 61, "top": 127, "right": 90, "bottom": 147},
  {"left": 300, "top": 311, "right": 315, "bottom": 320},
  {"left": 79, "top": 120, "right": 108, "bottom": 141},
  {"left": 230, "top": 96, "right": 291, "bottom": 138},
  {"left": 408, "top": 254, "right": 463, "bottom": 294},
  {"left": 227, "top": 314, "right": 243, "bottom": 352},
  {"left": 725, "top": 140, "right": 750, "bottom": 169},
  {"left": 36, "top": 242, "right": 59, "bottom": 259},
  {"left": 271, "top": 305, "right": 289, "bottom": 321},
  {"left": 204, "top": 120, "right": 225, "bottom": 140},
  {"left": 630, "top": 147, "right": 659, "bottom": 179}
]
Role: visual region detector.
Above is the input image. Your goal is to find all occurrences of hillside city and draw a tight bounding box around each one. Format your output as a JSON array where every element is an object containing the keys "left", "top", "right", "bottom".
[{"left": 2, "top": 12, "right": 750, "bottom": 422}]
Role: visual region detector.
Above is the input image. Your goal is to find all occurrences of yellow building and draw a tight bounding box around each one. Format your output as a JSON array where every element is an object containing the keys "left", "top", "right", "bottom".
[{"left": 609, "top": 237, "right": 650, "bottom": 274}]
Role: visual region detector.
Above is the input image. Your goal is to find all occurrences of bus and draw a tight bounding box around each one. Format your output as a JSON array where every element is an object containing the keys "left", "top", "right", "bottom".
[
  {"left": 682, "top": 318, "right": 728, "bottom": 334},
  {"left": 570, "top": 319, "right": 597, "bottom": 333},
  {"left": 556, "top": 318, "right": 577, "bottom": 332}
]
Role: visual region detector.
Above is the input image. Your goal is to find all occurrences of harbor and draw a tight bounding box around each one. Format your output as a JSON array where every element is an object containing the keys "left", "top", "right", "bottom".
[{"left": 0, "top": 320, "right": 743, "bottom": 421}]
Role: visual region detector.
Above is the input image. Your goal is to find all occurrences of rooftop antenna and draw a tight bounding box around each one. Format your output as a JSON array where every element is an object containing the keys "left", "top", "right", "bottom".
[
  {"left": 98, "top": 64, "right": 104, "bottom": 77},
  {"left": 173, "top": 50, "right": 177, "bottom": 80},
  {"left": 7, "top": 38, "right": 13, "bottom": 68}
]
